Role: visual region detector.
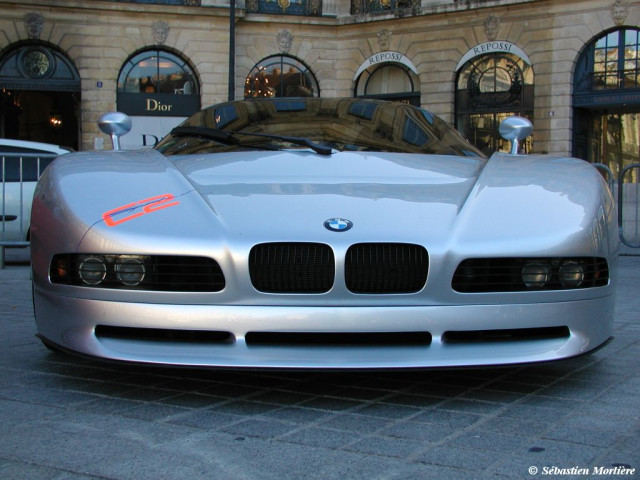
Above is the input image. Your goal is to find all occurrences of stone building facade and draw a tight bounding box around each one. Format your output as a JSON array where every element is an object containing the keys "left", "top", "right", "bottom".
[{"left": 0, "top": 0, "right": 638, "bottom": 179}]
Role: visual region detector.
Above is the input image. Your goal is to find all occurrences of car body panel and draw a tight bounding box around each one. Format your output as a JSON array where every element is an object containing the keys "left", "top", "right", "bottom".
[{"left": 30, "top": 98, "right": 618, "bottom": 369}]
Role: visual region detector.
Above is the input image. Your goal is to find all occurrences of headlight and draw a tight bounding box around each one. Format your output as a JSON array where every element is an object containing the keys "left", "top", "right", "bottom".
[
  {"left": 114, "top": 257, "right": 146, "bottom": 286},
  {"left": 559, "top": 261, "right": 584, "bottom": 288},
  {"left": 521, "top": 263, "right": 551, "bottom": 288},
  {"left": 453, "top": 257, "right": 609, "bottom": 292},
  {"left": 49, "top": 254, "right": 225, "bottom": 292},
  {"left": 78, "top": 257, "right": 107, "bottom": 285}
]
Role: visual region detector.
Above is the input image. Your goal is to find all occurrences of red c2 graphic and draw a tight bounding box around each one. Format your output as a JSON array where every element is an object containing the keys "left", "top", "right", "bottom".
[{"left": 102, "top": 193, "right": 180, "bottom": 227}]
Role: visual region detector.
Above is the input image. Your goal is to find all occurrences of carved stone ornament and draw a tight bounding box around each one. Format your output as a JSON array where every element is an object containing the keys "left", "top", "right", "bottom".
[
  {"left": 484, "top": 16, "right": 500, "bottom": 41},
  {"left": 377, "top": 29, "right": 392, "bottom": 51},
  {"left": 277, "top": 30, "right": 293, "bottom": 53},
  {"left": 611, "top": 0, "right": 630, "bottom": 26},
  {"left": 24, "top": 12, "right": 44, "bottom": 40},
  {"left": 152, "top": 21, "right": 170, "bottom": 45}
]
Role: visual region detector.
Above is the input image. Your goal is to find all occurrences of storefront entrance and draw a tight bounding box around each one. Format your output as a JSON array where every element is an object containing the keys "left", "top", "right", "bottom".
[
  {"left": 573, "top": 28, "right": 640, "bottom": 177},
  {"left": 573, "top": 27, "right": 640, "bottom": 248},
  {"left": 0, "top": 44, "right": 80, "bottom": 150},
  {"left": 464, "top": 112, "right": 520, "bottom": 157},
  {"left": 574, "top": 108, "right": 639, "bottom": 179},
  {"left": 455, "top": 51, "right": 534, "bottom": 155},
  {"left": 0, "top": 89, "right": 78, "bottom": 149}
]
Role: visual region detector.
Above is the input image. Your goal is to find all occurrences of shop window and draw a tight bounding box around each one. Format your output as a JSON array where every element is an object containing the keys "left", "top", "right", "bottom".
[
  {"left": 244, "top": 55, "right": 319, "bottom": 98},
  {"left": 456, "top": 53, "right": 534, "bottom": 154},
  {"left": 116, "top": 48, "right": 200, "bottom": 117},
  {"left": 115, "top": 48, "right": 200, "bottom": 149},
  {"left": 118, "top": 49, "right": 198, "bottom": 96},
  {"left": 355, "top": 64, "right": 420, "bottom": 106},
  {"left": 575, "top": 28, "right": 640, "bottom": 93},
  {"left": 573, "top": 28, "right": 640, "bottom": 179}
]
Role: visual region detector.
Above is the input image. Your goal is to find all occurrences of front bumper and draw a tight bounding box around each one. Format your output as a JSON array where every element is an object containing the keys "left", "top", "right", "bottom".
[{"left": 33, "top": 288, "right": 615, "bottom": 369}]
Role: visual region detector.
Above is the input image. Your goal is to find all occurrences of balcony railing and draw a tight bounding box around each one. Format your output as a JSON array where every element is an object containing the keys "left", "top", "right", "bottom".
[
  {"left": 246, "top": 0, "right": 322, "bottom": 15},
  {"left": 351, "top": 0, "right": 418, "bottom": 15},
  {"left": 106, "top": 0, "right": 201, "bottom": 4}
]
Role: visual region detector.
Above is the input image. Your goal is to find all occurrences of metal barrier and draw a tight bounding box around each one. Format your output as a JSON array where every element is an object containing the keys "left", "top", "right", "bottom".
[
  {"left": 593, "top": 163, "right": 615, "bottom": 193},
  {"left": 1, "top": 152, "right": 58, "bottom": 268},
  {"left": 594, "top": 163, "right": 640, "bottom": 249},
  {"left": 618, "top": 163, "right": 640, "bottom": 248}
]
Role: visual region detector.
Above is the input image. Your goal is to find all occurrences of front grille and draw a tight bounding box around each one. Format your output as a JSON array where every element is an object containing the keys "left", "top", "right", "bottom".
[
  {"left": 249, "top": 242, "right": 335, "bottom": 293},
  {"left": 345, "top": 243, "right": 428, "bottom": 293},
  {"left": 452, "top": 257, "right": 609, "bottom": 293}
]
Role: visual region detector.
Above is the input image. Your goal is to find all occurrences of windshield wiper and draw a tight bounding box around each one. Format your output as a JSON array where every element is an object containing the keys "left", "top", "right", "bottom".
[
  {"left": 169, "top": 126, "right": 332, "bottom": 156},
  {"left": 232, "top": 130, "right": 332, "bottom": 156}
]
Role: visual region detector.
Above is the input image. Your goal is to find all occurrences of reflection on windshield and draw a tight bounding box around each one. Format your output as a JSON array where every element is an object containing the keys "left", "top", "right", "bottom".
[{"left": 155, "top": 98, "right": 484, "bottom": 158}]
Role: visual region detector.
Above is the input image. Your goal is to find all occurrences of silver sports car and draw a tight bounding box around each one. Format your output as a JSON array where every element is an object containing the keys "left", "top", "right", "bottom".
[{"left": 31, "top": 97, "right": 618, "bottom": 369}]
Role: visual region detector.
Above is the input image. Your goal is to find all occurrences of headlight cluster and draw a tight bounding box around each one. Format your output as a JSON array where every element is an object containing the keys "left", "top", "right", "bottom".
[
  {"left": 77, "top": 256, "right": 145, "bottom": 286},
  {"left": 50, "top": 254, "right": 225, "bottom": 292},
  {"left": 452, "top": 257, "right": 609, "bottom": 293},
  {"left": 521, "top": 261, "right": 586, "bottom": 288}
]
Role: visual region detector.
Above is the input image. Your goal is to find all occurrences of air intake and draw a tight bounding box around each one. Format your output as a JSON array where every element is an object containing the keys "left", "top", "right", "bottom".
[
  {"left": 345, "top": 243, "right": 428, "bottom": 294},
  {"left": 249, "top": 242, "right": 335, "bottom": 293}
]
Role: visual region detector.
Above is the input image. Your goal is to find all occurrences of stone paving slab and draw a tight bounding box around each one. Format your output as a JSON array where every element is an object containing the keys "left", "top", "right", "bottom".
[{"left": 0, "top": 249, "right": 638, "bottom": 479}]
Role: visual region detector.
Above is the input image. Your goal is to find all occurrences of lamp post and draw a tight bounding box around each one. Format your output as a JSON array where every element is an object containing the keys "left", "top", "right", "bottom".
[{"left": 228, "top": 0, "right": 236, "bottom": 101}]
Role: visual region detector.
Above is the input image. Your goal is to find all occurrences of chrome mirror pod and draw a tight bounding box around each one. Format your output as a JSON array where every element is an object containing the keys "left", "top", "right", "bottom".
[
  {"left": 98, "top": 112, "right": 132, "bottom": 151},
  {"left": 499, "top": 116, "right": 533, "bottom": 155}
]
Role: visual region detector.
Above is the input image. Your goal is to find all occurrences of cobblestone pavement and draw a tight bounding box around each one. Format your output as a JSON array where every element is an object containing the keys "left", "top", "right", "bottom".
[{"left": 0, "top": 248, "right": 638, "bottom": 480}]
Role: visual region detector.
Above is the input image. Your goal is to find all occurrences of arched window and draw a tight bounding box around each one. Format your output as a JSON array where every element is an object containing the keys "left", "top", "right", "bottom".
[
  {"left": 573, "top": 28, "right": 640, "bottom": 179},
  {"left": 118, "top": 49, "right": 199, "bottom": 95},
  {"left": 116, "top": 48, "right": 200, "bottom": 118},
  {"left": 115, "top": 48, "right": 200, "bottom": 149},
  {"left": 0, "top": 42, "right": 80, "bottom": 148},
  {"left": 244, "top": 55, "right": 319, "bottom": 98},
  {"left": 575, "top": 27, "right": 640, "bottom": 94},
  {"left": 456, "top": 53, "right": 534, "bottom": 155},
  {"left": 355, "top": 64, "right": 419, "bottom": 105}
]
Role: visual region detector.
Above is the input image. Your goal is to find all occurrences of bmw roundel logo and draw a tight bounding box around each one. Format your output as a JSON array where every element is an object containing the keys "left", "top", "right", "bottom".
[{"left": 324, "top": 218, "right": 353, "bottom": 232}]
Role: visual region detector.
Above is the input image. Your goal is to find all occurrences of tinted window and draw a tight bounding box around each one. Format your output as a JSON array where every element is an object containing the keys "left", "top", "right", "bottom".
[
  {"left": 402, "top": 116, "right": 430, "bottom": 146},
  {"left": 349, "top": 102, "right": 377, "bottom": 120},
  {"left": 156, "top": 98, "right": 484, "bottom": 158}
]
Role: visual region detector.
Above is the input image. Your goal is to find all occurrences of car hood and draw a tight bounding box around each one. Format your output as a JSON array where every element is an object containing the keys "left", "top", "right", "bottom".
[
  {"left": 171, "top": 149, "right": 484, "bottom": 244},
  {"left": 32, "top": 148, "right": 615, "bottom": 260}
]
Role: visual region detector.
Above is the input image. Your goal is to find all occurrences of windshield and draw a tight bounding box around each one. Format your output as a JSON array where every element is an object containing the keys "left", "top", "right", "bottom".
[{"left": 155, "top": 97, "right": 484, "bottom": 158}]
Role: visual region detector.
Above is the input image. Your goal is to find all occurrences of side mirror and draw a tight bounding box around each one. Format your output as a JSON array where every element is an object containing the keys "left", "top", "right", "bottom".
[
  {"left": 98, "top": 112, "right": 132, "bottom": 151},
  {"left": 499, "top": 116, "right": 532, "bottom": 155}
]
